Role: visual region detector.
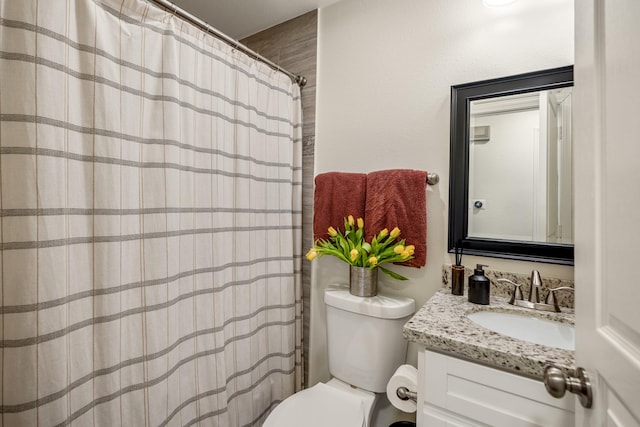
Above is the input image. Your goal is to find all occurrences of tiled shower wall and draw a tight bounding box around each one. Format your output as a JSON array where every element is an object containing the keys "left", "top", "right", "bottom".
[{"left": 242, "top": 11, "right": 317, "bottom": 386}]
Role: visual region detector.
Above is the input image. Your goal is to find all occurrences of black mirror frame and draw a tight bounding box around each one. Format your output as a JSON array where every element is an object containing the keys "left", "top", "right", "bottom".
[{"left": 448, "top": 66, "right": 575, "bottom": 265}]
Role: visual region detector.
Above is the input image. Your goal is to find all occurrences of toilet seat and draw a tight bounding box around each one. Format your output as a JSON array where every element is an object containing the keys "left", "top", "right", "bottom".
[{"left": 263, "top": 380, "right": 375, "bottom": 427}]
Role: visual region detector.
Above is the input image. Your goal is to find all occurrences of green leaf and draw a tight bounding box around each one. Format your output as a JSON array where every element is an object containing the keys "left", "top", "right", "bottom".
[
  {"left": 379, "top": 266, "right": 409, "bottom": 281},
  {"left": 338, "top": 239, "right": 349, "bottom": 256}
]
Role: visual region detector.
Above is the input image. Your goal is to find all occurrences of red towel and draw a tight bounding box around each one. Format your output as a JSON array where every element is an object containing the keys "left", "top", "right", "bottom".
[
  {"left": 364, "top": 169, "right": 427, "bottom": 267},
  {"left": 313, "top": 172, "right": 367, "bottom": 241}
]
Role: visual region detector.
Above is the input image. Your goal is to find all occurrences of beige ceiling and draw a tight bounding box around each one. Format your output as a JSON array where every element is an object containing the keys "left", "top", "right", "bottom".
[{"left": 170, "top": 0, "right": 341, "bottom": 40}]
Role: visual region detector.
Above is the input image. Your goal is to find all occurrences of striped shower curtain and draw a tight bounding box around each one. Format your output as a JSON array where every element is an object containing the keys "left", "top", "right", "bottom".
[{"left": 0, "top": 0, "right": 302, "bottom": 425}]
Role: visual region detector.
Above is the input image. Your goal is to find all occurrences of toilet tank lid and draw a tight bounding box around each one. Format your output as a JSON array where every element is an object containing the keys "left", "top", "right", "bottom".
[{"left": 324, "top": 288, "right": 415, "bottom": 319}]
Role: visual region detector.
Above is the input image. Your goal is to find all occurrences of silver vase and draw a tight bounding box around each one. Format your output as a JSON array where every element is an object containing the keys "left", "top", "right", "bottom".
[{"left": 349, "top": 266, "right": 378, "bottom": 297}]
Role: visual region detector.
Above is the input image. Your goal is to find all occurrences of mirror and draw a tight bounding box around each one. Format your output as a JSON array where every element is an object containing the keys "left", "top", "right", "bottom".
[{"left": 449, "top": 66, "right": 574, "bottom": 265}]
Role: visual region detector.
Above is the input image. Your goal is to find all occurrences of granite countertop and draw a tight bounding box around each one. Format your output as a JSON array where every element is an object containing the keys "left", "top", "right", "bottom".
[{"left": 403, "top": 290, "right": 575, "bottom": 379}]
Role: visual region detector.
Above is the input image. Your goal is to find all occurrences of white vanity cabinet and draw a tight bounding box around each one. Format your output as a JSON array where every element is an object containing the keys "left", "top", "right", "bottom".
[{"left": 417, "top": 350, "right": 574, "bottom": 427}]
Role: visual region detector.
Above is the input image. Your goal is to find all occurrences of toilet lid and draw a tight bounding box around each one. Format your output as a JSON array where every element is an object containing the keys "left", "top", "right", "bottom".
[{"left": 264, "top": 383, "right": 366, "bottom": 427}]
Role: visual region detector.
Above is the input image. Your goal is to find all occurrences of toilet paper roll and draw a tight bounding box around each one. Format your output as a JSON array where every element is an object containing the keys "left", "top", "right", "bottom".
[{"left": 386, "top": 364, "right": 418, "bottom": 413}]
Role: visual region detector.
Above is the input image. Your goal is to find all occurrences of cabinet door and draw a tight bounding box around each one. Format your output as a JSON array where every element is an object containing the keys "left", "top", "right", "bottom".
[{"left": 418, "top": 350, "right": 574, "bottom": 427}]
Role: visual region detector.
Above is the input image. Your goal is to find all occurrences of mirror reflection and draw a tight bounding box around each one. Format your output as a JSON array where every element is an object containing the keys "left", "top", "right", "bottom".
[{"left": 467, "top": 88, "right": 573, "bottom": 243}]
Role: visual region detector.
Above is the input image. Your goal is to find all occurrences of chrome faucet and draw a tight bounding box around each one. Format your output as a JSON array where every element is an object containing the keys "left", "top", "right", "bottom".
[
  {"left": 496, "top": 270, "right": 568, "bottom": 313},
  {"left": 529, "top": 270, "right": 543, "bottom": 303}
]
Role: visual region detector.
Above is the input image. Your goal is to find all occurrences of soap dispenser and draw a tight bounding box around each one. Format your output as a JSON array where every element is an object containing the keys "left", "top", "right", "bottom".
[{"left": 468, "top": 264, "right": 490, "bottom": 305}]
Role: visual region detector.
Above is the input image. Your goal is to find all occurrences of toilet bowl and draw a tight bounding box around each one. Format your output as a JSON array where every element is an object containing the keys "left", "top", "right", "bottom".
[
  {"left": 263, "top": 287, "right": 415, "bottom": 427},
  {"left": 263, "top": 378, "right": 376, "bottom": 427}
]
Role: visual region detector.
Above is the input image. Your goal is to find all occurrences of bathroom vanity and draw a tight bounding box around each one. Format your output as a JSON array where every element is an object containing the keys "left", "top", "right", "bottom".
[{"left": 404, "top": 289, "right": 575, "bottom": 426}]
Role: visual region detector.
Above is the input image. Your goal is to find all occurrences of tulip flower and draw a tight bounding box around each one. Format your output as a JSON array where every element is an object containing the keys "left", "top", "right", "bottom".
[
  {"left": 401, "top": 245, "right": 415, "bottom": 259},
  {"left": 304, "top": 216, "right": 414, "bottom": 281},
  {"left": 306, "top": 248, "right": 318, "bottom": 261}
]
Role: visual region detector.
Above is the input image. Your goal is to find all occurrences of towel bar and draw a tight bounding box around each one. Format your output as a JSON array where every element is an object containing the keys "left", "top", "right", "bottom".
[{"left": 427, "top": 173, "right": 439, "bottom": 185}]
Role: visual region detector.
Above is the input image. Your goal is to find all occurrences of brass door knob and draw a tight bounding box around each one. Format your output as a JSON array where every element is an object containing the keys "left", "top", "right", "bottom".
[{"left": 543, "top": 365, "right": 593, "bottom": 408}]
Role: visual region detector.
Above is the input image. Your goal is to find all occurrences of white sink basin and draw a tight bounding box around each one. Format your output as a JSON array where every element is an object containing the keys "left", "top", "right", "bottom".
[{"left": 467, "top": 311, "right": 575, "bottom": 351}]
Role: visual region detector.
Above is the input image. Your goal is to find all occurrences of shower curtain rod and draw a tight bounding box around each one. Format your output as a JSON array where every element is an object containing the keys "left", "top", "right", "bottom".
[{"left": 149, "top": 0, "right": 307, "bottom": 87}]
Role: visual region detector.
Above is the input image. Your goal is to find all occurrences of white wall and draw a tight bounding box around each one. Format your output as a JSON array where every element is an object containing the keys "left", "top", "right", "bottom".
[{"left": 311, "top": 0, "right": 573, "bottom": 424}]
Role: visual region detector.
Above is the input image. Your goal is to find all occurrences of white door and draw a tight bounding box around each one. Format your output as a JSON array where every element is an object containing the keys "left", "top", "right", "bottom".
[{"left": 573, "top": 0, "right": 640, "bottom": 425}]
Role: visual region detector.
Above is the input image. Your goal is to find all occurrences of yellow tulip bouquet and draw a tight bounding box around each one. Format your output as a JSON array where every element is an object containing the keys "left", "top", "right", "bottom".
[{"left": 305, "top": 215, "right": 415, "bottom": 280}]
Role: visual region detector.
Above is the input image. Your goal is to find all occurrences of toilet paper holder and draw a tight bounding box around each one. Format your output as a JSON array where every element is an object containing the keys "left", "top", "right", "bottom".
[{"left": 396, "top": 386, "right": 417, "bottom": 403}]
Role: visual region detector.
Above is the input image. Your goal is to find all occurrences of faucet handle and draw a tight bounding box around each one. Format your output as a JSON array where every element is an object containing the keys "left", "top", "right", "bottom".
[
  {"left": 496, "top": 278, "right": 524, "bottom": 305},
  {"left": 544, "top": 287, "right": 575, "bottom": 312}
]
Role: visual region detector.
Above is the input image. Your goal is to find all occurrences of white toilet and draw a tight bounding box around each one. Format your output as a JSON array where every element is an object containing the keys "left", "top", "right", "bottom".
[{"left": 264, "top": 287, "right": 415, "bottom": 427}]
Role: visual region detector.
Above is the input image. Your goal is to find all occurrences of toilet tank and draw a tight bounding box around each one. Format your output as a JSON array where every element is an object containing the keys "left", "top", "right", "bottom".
[{"left": 324, "top": 288, "right": 415, "bottom": 393}]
